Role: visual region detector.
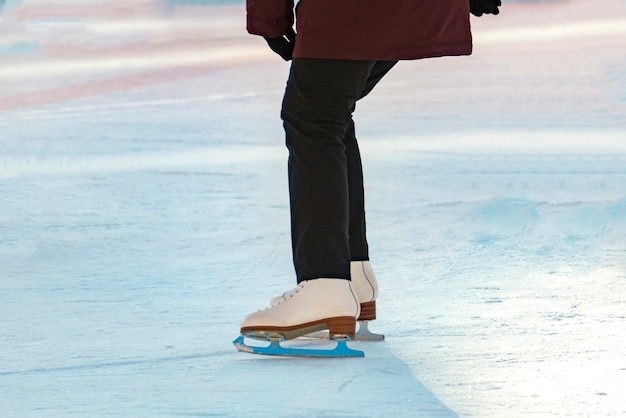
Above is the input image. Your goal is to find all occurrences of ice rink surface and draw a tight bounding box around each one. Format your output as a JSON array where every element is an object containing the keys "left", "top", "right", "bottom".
[{"left": 1, "top": 0, "right": 626, "bottom": 416}]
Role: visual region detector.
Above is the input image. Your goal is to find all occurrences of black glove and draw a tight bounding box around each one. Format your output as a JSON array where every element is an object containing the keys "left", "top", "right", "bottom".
[
  {"left": 264, "top": 28, "right": 296, "bottom": 61},
  {"left": 470, "top": 0, "right": 501, "bottom": 16}
]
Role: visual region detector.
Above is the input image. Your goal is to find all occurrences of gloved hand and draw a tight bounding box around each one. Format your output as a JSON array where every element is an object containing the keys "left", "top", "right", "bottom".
[
  {"left": 470, "top": 0, "right": 501, "bottom": 16},
  {"left": 264, "top": 28, "right": 296, "bottom": 61}
]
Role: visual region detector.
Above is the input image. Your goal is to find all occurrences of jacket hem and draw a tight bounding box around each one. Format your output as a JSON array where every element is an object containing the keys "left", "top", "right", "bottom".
[{"left": 293, "top": 43, "right": 473, "bottom": 61}]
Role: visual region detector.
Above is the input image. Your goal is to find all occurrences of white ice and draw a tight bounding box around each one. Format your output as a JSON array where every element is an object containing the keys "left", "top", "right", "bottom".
[{"left": 1, "top": 0, "right": 625, "bottom": 417}]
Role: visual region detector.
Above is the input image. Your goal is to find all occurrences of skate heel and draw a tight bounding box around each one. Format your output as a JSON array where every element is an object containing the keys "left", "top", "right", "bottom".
[
  {"left": 327, "top": 316, "right": 357, "bottom": 340},
  {"left": 358, "top": 301, "right": 376, "bottom": 321}
]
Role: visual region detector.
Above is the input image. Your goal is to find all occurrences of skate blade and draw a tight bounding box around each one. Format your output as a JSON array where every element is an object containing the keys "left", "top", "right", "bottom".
[
  {"left": 304, "top": 321, "right": 384, "bottom": 342},
  {"left": 355, "top": 321, "right": 385, "bottom": 341},
  {"left": 233, "top": 336, "right": 364, "bottom": 358}
]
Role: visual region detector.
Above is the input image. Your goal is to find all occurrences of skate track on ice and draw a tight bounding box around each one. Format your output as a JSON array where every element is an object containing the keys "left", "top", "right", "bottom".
[{"left": 1, "top": 0, "right": 626, "bottom": 417}]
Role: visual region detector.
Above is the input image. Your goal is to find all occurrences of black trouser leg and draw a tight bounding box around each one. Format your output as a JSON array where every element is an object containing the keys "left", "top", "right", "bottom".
[
  {"left": 346, "top": 59, "right": 398, "bottom": 261},
  {"left": 281, "top": 59, "right": 397, "bottom": 283},
  {"left": 343, "top": 119, "right": 369, "bottom": 262}
]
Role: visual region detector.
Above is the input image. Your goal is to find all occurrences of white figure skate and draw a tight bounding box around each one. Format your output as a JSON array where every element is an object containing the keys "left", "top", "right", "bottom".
[
  {"left": 305, "top": 261, "right": 384, "bottom": 341},
  {"left": 351, "top": 260, "right": 384, "bottom": 341},
  {"left": 234, "top": 278, "right": 364, "bottom": 357}
]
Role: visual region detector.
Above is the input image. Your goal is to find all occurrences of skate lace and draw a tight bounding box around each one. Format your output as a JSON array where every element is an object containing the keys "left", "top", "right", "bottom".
[{"left": 267, "top": 283, "right": 304, "bottom": 308}]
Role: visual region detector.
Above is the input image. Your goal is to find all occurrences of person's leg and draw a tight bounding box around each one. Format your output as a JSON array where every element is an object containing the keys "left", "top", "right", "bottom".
[
  {"left": 281, "top": 58, "right": 378, "bottom": 283},
  {"left": 346, "top": 60, "right": 398, "bottom": 262},
  {"left": 343, "top": 119, "right": 368, "bottom": 262},
  {"left": 359, "top": 60, "right": 398, "bottom": 102},
  {"left": 342, "top": 61, "right": 397, "bottom": 334}
]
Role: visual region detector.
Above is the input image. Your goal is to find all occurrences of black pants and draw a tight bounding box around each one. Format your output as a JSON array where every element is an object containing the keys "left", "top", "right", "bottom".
[{"left": 281, "top": 58, "right": 397, "bottom": 282}]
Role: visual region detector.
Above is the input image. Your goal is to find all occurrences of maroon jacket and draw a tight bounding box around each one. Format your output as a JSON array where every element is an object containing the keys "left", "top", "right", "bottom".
[{"left": 246, "top": 0, "right": 473, "bottom": 60}]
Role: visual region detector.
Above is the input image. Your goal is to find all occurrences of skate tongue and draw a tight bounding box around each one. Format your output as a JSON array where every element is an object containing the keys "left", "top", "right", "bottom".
[
  {"left": 267, "top": 281, "right": 314, "bottom": 308},
  {"left": 268, "top": 283, "right": 302, "bottom": 307},
  {"left": 268, "top": 284, "right": 302, "bottom": 307},
  {"left": 269, "top": 292, "right": 286, "bottom": 307}
]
